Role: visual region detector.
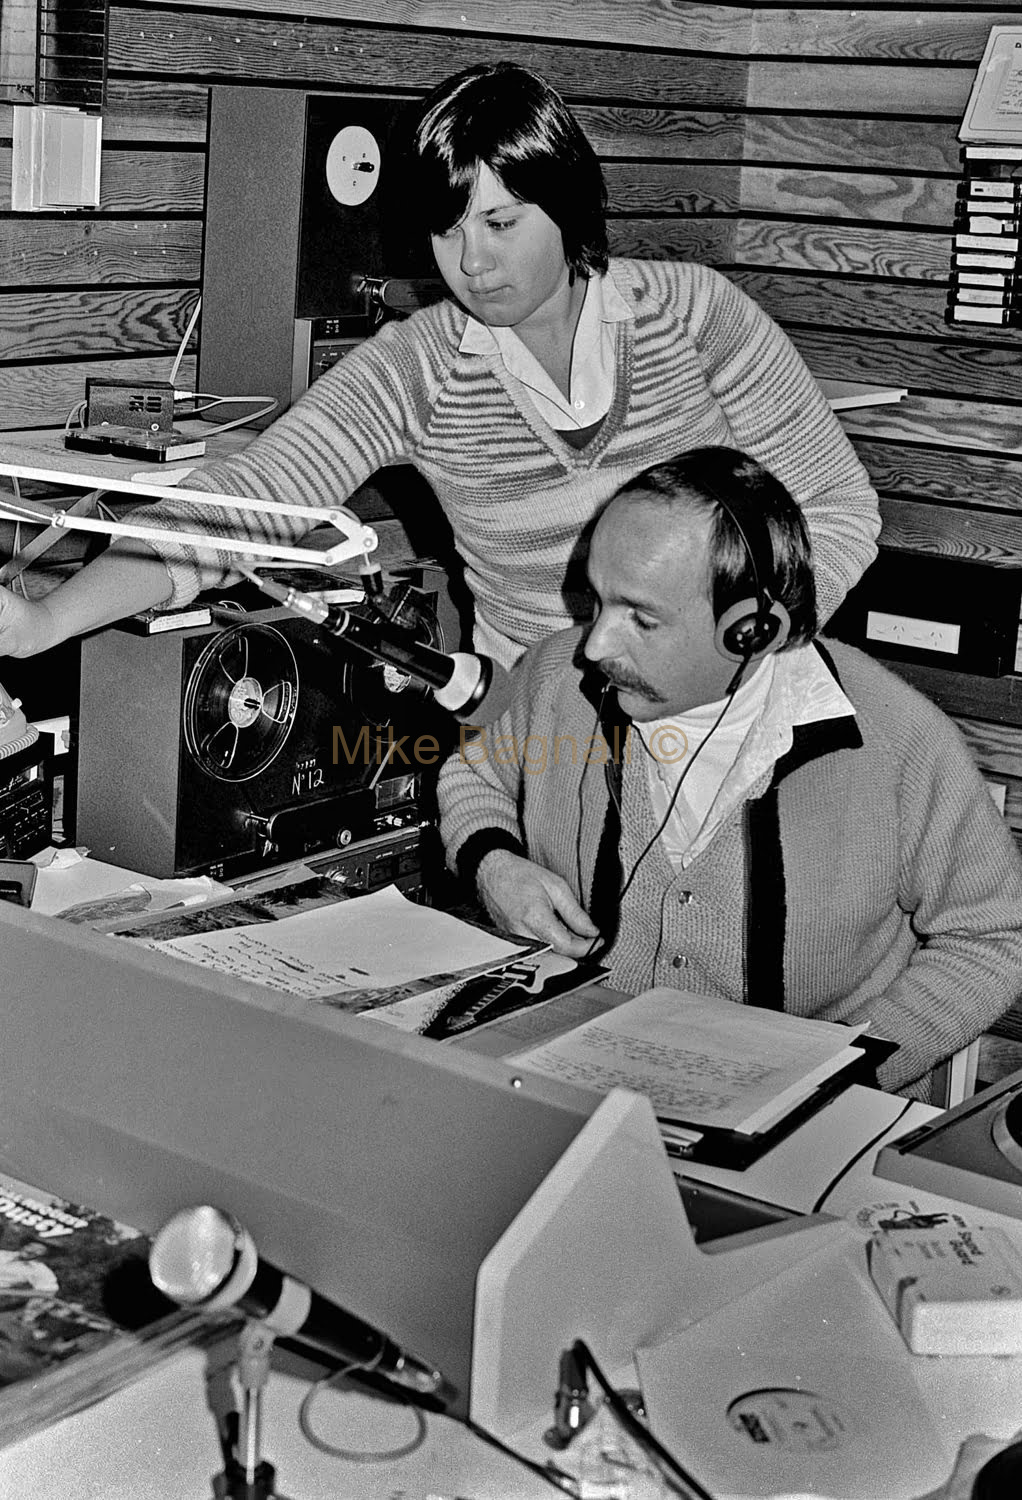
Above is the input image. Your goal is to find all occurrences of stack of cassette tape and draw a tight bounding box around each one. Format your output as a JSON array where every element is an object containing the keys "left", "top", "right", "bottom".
[{"left": 949, "top": 143, "right": 1022, "bottom": 328}]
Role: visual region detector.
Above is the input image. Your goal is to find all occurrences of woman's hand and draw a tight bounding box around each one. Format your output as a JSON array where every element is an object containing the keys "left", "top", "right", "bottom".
[
  {"left": 476, "top": 848, "right": 601, "bottom": 957},
  {"left": 0, "top": 588, "right": 59, "bottom": 658}
]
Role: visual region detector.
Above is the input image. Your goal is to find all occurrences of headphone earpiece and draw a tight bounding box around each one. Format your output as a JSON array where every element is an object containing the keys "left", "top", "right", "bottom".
[
  {"left": 700, "top": 472, "right": 792, "bottom": 670},
  {"left": 714, "top": 596, "right": 791, "bottom": 664}
]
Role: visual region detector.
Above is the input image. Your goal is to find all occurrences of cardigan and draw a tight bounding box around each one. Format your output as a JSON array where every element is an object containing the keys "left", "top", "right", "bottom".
[
  {"left": 149, "top": 259, "right": 879, "bottom": 666},
  {"left": 437, "top": 632, "right": 1022, "bottom": 1094}
]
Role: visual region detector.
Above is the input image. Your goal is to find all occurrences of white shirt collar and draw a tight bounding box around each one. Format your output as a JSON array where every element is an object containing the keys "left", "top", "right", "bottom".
[
  {"left": 458, "top": 270, "right": 632, "bottom": 429},
  {"left": 637, "top": 646, "right": 856, "bottom": 867}
]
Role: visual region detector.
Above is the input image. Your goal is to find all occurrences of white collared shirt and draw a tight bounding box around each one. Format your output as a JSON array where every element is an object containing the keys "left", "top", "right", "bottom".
[
  {"left": 458, "top": 271, "right": 633, "bottom": 430},
  {"left": 635, "top": 648, "right": 857, "bottom": 869}
]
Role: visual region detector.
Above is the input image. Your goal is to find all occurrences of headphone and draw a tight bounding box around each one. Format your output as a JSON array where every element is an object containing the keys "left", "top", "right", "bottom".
[{"left": 708, "top": 488, "right": 792, "bottom": 665}]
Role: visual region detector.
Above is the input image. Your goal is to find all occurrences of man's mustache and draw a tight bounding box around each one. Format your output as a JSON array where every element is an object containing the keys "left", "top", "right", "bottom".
[{"left": 596, "top": 659, "right": 665, "bottom": 702}]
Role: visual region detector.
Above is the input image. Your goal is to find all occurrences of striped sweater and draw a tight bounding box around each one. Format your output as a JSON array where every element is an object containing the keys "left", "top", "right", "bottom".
[
  {"left": 157, "top": 259, "right": 879, "bottom": 666},
  {"left": 438, "top": 633, "right": 1022, "bottom": 1095}
]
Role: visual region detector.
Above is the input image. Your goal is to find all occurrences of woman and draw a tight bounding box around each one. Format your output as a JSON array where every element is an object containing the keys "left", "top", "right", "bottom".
[{"left": 0, "top": 63, "right": 878, "bottom": 666}]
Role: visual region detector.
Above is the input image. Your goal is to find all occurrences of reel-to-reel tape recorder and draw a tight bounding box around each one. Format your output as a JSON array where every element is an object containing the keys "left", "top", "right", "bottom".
[{"left": 75, "top": 571, "right": 456, "bottom": 883}]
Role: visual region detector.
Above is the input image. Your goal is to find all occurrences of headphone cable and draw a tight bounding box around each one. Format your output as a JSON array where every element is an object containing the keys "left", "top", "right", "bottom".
[{"left": 581, "top": 657, "right": 750, "bottom": 962}]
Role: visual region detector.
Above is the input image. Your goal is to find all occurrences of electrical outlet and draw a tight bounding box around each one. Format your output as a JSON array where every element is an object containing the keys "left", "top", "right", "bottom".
[{"left": 866, "top": 610, "right": 961, "bottom": 656}]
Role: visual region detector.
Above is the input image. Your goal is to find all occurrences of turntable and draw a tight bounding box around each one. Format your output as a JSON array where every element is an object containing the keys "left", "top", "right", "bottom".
[
  {"left": 876, "top": 1065, "right": 1022, "bottom": 1220},
  {"left": 75, "top": 576, "right": 454, "bottom": 881}
]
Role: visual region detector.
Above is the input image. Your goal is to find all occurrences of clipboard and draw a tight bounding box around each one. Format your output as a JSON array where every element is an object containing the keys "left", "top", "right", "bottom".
[{"left": 659, "top": 1035, "right": 899, "bottom": 1170}]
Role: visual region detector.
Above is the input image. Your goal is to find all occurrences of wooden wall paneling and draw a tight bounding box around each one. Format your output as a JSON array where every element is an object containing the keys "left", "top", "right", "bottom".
[
  {"left": 739, "top": 167, "right": 957, "bottom": 228},
  {"left": 744, "top": 115, "right": 963, "bottom": 174},
  {"left": 607, "top": 219, "right": 736, "bottom": 267},
  {"left": 0, "top": 356, "right": 198, "bottom": 430},
  {"left": 101, "top": 81, "right": 209, "bottom": 144},
  {"left": 108, "top": 8, "right": 750, "bottom": 105},
  {"left": 0, "top": 289, "right": 199, "bottom": 363},
  {"left": 955, "top": 716, "right": 1022, "bottom": 785},
  {"left": 732, "top": 219, "right": 951, "bottom": 280},
  {"left": 95, "top": 149, "right": 205, "bottom": 212},
  {"left": 746, "top": 61, "right": 972, "bottom": 118},
  {"left": 730, "top": 270, "right": 951, "bottom": 338},
  {"left": 875, "top": 659, "right": 1022, "bottom": 728},
  {"left": 0, "top": 85, "right": 209, "bottom": 146},
  {"left": 849, "top": 438, "right": 1022, "bottom": 512},
  {"left": 119, "top": 0, "right": 755, "bottom": 54},
  {"left": 574, "top": 107, "right": 745, "bottom": 162},
  {"left": 604, "top": 162, "right": 741, "bottom": 217},
  {"left": 750, "top": 8, "right": 1019, "bottom": 61},
  {"left": 841, "top": 401, "right": 1022, "bottom": 459},
  {"left": 788, "top": 327, "right": 1022, "bottom": 406},
  {"left": 0, "top": 220, "right": 202, "bottom": 288},
  {"left": 878, "top": 496, "right": 1022, "bottom": 566},
  {"left": 0, "top": 145, "right": 204, "bottom": 212}
]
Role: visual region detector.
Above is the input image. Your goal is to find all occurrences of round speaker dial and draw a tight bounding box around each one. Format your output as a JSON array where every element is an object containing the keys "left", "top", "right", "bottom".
[
  {"left": 183, "top": 624, "right": 300, "bottom": 783},
  {"left": 326, "top": 125, "right": 381, "bottom": 207}
]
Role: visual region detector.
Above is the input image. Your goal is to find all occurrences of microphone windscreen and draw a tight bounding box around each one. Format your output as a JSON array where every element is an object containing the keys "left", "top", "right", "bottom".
[{"left": 454, "top": 658, "right": 512, "bottom": 725}]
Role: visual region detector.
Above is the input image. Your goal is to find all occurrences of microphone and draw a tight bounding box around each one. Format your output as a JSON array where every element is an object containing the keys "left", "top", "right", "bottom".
[
  {"left": 244, "top": 573, "right": 510, "bottom": 721},
  {"left": 149, "top": 1204, "right": 457, "bottom": 1407}
]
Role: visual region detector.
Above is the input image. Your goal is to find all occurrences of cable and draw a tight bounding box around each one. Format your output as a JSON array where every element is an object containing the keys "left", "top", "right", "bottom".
[
  {"left": 461, "top": 1413, "right": 579, "bottom": 1496},
  {"left": 193, "top": 398, "right": 278, "bottom": 437},
  {"left": 172, "top": 391, "right": 279, "bottom": 435},
  {"left": 619, "top": 673, "right": 744, "bottom": 913},
  {"left": 63, "top": 399, "right": 87, "bottom": 436},
  {"left": 810, "top": 1096, "right": 915, "bottom": 1214},
  {"left": 571, "top": 1340, "right": 715, "bottom": 1500},
  {"left": 297, "top": 1362, "right": 428, "bottom": 1463},
  {"left": 578, "top": 663, "right": 747, "bottom": 967},
  {"left": 168, "top": 294, "right": 202, "bottom": 390},
  {"left": 297, "top": 1367, "right": 577, "bottom": 1495}
]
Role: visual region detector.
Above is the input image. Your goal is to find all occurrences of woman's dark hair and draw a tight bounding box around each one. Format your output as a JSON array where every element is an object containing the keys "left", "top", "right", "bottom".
[
  {"left": 614, "top": 447, "right": 818, "bottom": 648},
  {"left": 406, "top": 61, "right": 609, "bottom": 278}
]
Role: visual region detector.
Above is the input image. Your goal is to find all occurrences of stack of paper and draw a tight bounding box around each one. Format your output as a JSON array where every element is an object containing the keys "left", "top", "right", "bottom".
[
  {"left": 510, "top": 988, "right": 868, "bottom": 1152},
  {"left": 138, "top": 884, "right": 538, "bottom": 1014}
]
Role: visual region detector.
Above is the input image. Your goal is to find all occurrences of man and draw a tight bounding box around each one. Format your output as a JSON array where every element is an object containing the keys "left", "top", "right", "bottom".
[{"left": 438, "top": 447, "right": 1022, "bottom": 1096}]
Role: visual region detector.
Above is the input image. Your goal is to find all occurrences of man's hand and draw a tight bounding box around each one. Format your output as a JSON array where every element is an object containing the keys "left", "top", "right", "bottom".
[
  {"left": 476, "top": 849, "right": 601, "bottom": 957},
  {"left": 0, "top": 588, "right": 59, "bottom": 658}
]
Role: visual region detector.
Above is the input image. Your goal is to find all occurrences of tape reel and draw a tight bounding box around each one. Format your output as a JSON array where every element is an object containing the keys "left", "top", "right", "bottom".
[{"left": 183, "top": 623, "right": 300, "bottom": 783}]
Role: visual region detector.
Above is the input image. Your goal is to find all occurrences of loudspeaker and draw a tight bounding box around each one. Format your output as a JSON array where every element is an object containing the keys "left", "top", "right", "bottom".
[{"left": 198, "top": 86, "right": 434, "bottom": 426}]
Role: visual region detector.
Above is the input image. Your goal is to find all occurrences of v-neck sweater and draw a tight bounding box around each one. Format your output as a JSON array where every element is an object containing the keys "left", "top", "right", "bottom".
[{"left": 159, "top": 259, "right": 880, "bottom": 667}]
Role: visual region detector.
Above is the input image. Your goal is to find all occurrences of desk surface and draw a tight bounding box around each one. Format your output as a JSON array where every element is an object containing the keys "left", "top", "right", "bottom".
[
  {"left": 1, "top": 1083, "right": 1020, "bottom": 1500},
  {"left": 0, "top": 423, "right": 253, "bottom": 489},
  {"left": 9, "top": 857, "right": 1022, "bottom": 1497}
]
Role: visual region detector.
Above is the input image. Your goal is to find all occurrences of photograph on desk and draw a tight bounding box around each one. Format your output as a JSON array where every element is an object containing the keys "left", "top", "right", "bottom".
[{"left": 0, "top": 1172, "right": 211, "bottom": 1452}]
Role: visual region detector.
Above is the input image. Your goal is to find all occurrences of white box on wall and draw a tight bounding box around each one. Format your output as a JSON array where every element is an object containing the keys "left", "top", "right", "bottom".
[{"left": 11, "top": 105, "right": 101, "bottom": 211}]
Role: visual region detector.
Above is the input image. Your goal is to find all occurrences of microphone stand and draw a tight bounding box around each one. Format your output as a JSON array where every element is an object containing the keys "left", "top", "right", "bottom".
[{"left": 220, "top": 1320, "right": 279, "bottom": 1500}]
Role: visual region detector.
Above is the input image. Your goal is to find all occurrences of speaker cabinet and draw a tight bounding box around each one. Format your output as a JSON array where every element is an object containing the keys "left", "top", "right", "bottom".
[{"left": 198, "top": 86, "right": 433, "bottom": 426}]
